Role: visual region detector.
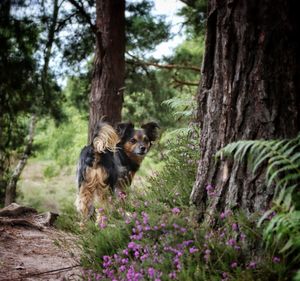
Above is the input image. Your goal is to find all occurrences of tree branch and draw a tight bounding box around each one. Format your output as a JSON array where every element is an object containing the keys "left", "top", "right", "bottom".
[
  {"left": 173, "top": 77, "right": 199, "bottom": 87},
  {"left": 126, "top": 58, "right": 201, "bottom": 72},
  {"left": 68, "top": 0, "right": 96, "bottom": 33},
  {"left": 55, "top": 11, "right": 77, "bottom": 33},
  {"left": 126, "top": 52, "right": 201, "bottom": 72}
]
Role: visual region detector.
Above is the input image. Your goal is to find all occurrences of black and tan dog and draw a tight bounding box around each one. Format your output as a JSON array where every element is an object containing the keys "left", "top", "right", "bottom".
[{"left": 75, "top": 121, "right": 159, "bottom": 222}]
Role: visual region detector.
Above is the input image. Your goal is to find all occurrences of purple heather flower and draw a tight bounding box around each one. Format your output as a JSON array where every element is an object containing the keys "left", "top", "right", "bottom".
[
  {"left": 182, "top": 240, "right": 194, "bottom": 246},
  {"left": 128, "top": 241, "right": 138, "bottom": 250},
  {"left": 206, "top": 184, "right": 214, "bottom": 192},
  {"left": 226, "top": 238, "right": 236, "bottom": 246},
  {"left": 204, "top": 232, "right": 212, "bottom": 240},
  {"left": 248, "top": 261, "right": 257, "bottom": 269},
  {"left": 144, "top": 225, "right": 151, "bottom": 231},
  {"left": 103, "top": 255, "right": 111, "bottom": 262},
  {"left": 206, "top": 184, "right": 216, "bottom": 197},
  {"left": 204, "top": 249, "right": 211, "bottom": 263},
  {"left": 221, "top": 272, "right": 228, "bottom": 281},
  {"left": 232, "top": 223, "right": 239, "bottom": 231},
  {"left": 273, "top": 256, "right": 281, "bottom": 263},
  {"left": 137, "top": 224, "right": 143, "bottom": 232},
  {"left": 204, "top": 249, "right": 211, "bottom": 255},
  {"left": 231, "top": 262, "right": 238, "bottom": 268},
  {"left": 176, "top": 250, "right": 183, "bottom": 257},
  {"left": 189, "top": 247, "right": 199, "bottom": 254},
  {"left": 134, "top": 251, "right": 140, "bottom": 258},
  {"left": 98, "top": 215, "right": 108, "bottom": 229},
  {"left": 180, "top": 227, "right": 187, "bottom": 233},
  {"left": 142, "top": 212, "right": 149, "bottom": 225},
  {"left": 140, "top": 253, "right": 149, "bottom": 261},
  {"left": 220, "top": 210, "right": 232, "bottom": 219},
  {"left": 131, "top": 233, "right": 143, "bottom": 240},
  {"left": 169, "top": 271, "right": 177, "bottom": 279},
  {"left": 172, "top": 207, "right": 181, "bottom": 214},
  {"left": 118, "top": 191, "right": 127, "bottom": 200},
  {"left": 148, "top": 267, "right": 156, "bottom": 278},
  {"left": 240, "top": 232, "right": 246, "bottom": 240}
]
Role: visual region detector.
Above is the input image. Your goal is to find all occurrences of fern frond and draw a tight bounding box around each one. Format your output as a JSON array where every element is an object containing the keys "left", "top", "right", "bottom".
[{"left": 216, "top": 134, "right": 300, "bottom": 189}]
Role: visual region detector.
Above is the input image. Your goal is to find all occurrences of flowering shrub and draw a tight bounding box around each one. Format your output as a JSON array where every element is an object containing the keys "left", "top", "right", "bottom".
[
  {"left": 78, "top": 136, "right": 290, "bottom": 281},
  {"left": 81, "top": 199, "right": 287, "bottom": 281}
]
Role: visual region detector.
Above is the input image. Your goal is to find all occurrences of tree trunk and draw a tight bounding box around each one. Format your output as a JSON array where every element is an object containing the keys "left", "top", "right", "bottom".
[
  {"left": 5, "top": 115, "right": 36, "bottom": 206},
  {"left": 191, "top": 0, "right": 300, "bottom": 222},
  {"left": 88, "top": 0, "right": 125, "bottom": 142}
]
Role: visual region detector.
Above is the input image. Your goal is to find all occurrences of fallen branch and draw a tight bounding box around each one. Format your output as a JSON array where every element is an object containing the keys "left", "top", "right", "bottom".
[{"left": 0, "top": 264, "right": 81, "bottom": 281}]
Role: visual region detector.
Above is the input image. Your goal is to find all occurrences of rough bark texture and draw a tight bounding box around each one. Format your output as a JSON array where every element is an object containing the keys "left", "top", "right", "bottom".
[
  {"left": 88, "top": 0, "right": 125, "bottom": 142},
  {"left": 191, "top": 0, "right": 300, "bottom": 221}
]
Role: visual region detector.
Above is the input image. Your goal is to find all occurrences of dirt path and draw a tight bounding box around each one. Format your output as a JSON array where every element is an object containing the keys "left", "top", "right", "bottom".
[{"left": 0, "top": 204, "right": 81, "bottom": 281}]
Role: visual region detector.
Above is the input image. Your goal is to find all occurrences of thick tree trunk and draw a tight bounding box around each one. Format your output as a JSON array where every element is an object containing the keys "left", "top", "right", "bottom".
[
  {"left": 5, "top": 115, "right": 36, "bottom": 206},
  {"left": 191, "top": 0, "right": 300, "bottom": 222},
  {"left": 88, "top": 0, "right": 125, "bottom": 142}
]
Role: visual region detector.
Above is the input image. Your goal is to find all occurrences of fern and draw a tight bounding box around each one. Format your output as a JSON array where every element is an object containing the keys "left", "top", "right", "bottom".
[
  {"left": 216, "top": 133, "right": 300, "bottom": 271},
  {"left": 216, "top": 134, "right": 300, "bottom": 189}
]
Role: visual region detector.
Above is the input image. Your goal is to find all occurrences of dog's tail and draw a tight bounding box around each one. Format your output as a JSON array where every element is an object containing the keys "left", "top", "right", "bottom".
[{"left": 92, "top": 122, "right": 119, "bottom": 153}]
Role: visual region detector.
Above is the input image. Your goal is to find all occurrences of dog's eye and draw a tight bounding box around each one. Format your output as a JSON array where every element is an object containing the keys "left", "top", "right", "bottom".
[{"left": 130, "top": 138, "right": 137, "bottom": 144}]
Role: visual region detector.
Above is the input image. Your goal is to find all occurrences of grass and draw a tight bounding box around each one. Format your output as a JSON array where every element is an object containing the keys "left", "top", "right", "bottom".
[
  {"left": 15, "top": 107, "right": 298, "bottom": 280},
  {"left": 51, "top": 134, "right": 292, "bottom": 281},
  {"left": 17, "top": 158, "right": 76, "bottom": 212}
]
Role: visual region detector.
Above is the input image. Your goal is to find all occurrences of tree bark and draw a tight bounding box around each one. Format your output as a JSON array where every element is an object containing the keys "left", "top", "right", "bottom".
[
  {"left": 88, "top": 0, "right": 125, "bottom": 142},
  {"left": 5, "top": 115, "right": 36, "bottom": 206},
  {"left": 191, "top": 0, "right": 300, "bottom": 222}
]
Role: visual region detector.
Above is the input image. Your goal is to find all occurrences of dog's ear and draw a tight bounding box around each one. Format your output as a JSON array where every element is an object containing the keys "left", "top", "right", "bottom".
[
  {"left": 116, "top": 122, "right": 134, "bottom": 141},
  {"left": 141, "top": 122, "right": 160, "bottom": 142}
]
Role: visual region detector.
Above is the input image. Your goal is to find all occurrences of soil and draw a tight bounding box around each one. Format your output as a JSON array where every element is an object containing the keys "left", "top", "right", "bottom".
[{"left": 0, "top": 204, "right": 81, "bottom": 281}]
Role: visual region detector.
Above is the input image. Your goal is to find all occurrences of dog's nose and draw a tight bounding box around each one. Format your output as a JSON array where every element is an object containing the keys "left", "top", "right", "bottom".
[{"left": 140, "top": 146, "right": 146, "bottom": 152}]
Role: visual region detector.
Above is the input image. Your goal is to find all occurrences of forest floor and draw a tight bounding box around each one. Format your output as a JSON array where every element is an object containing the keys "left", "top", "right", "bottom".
[{"left": 0, "top": 204, "right": 81, "bottom": 281}]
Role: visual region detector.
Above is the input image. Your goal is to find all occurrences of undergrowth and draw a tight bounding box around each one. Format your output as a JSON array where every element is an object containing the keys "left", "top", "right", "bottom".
[{"left": 57, "top": 132, "right": 294, "bottom": 281}]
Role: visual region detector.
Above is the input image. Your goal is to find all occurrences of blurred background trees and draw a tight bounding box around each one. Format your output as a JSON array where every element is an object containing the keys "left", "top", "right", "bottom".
[{"left": 0, "top": 0, "right": 207, "bottom": 206}]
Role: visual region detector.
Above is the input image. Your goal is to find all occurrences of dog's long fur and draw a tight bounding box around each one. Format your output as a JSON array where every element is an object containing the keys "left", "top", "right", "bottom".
[{"left": 75, "top": 121, "right": 159, "bottom": 221}]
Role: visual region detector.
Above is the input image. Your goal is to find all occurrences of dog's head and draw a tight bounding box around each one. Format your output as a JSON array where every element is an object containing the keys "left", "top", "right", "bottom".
[{"left": 116, "top": 122, "right": 159, "bottom": 163}]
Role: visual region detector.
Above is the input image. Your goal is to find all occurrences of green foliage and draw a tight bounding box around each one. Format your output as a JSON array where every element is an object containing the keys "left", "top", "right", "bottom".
[
  {"left": 43, "top": 164, "right": 60, "bottom": 178},
  {"left": 75, "top": 132, "right": 290, "bottom": 281},
  {"left": 0, "top": 0, "right": 65, "bottom": 203},
  {"left": 216, "top": 134, "right": 300, "bottom": 278},
  {"left": 126, "top": 0, "right": 170, "bottom": 53},
  {"left": 34, "top": 107, "right": 87, "bottom": 166},
  {"left": 178, "top": 0, "right": 207, "bottom": 36},
  {"left": 216, "top": 134, "right": 300, "bottom": 190}
]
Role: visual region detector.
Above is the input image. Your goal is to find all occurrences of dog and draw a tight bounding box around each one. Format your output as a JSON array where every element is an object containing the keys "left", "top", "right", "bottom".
[{"left": 75, "top": 121, "right": 159, "bottom": 222}]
